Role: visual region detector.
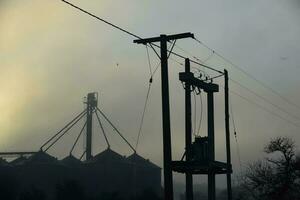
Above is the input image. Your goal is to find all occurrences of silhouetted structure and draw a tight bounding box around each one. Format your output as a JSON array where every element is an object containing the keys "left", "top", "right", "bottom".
[
  {"left": 0, "top": 93, "right": 161, "bottom": 199},
  {"left": 135, "top": 34, "right": 232, "bottom": 200},
  {"left": 0, "top": 149, "right": 160, "bottom": 199}
]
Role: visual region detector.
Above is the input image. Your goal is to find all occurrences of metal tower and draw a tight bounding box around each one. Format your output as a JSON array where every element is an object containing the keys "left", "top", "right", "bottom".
[{"left": 85, "top": 92, "right": 98, "bottom": 160}]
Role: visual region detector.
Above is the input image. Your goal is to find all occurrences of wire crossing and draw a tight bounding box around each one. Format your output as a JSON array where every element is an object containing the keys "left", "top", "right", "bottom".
[{"left": 193, "top": 36, "right": 300, "bottom": 112}]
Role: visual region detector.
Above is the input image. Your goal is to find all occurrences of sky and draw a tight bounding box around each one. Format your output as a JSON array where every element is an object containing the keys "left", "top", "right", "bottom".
[{"left": 1, "top": 0, "right": 300, "bottom": 188}]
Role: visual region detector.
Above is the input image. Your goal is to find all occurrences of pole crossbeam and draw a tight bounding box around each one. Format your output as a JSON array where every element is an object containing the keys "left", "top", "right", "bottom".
[{"left": 134, "top": 33, "right": 194, "bottom": 44}]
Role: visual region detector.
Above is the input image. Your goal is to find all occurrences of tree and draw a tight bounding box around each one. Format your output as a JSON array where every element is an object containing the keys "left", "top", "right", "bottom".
[{"left": 241, "top": 136, "right": 300, "bottom": 200}]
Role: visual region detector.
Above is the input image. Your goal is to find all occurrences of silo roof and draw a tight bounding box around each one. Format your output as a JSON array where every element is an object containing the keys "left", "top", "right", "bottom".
[
  {"left": 61, "top": 154, "right": 82, "bottom": 166},
  {"left": 127, "top": 153, "right": 160, "bottom": 169},
  {"left": 10, "top": 156, "right": 28, "bottom": 166},
  {"left": 26, "top": 151, "right": 57, "bottom": 164},
  {"left": 89, "top": 148, "right": 126, "bottom": 163},
  {"left": 0, "top": 157, "right": 8, "bottom": 166}
]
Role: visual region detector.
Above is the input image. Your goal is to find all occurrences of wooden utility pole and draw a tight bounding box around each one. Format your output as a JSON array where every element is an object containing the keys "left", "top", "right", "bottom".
[
  {"left": 224, "top": 69, "right": 232, "bottom": 200},
  {"left": 134, "top": 33, "right": 232, "bottom": 200},
  {"left": 207, "top": 91, "right": 216, "bottom": 200},
  {"left": 134, "top": 33, "right": 194, "bottom": 200},
  {"left": 185, "top": 58, "right": 193, "bottom": 200}
]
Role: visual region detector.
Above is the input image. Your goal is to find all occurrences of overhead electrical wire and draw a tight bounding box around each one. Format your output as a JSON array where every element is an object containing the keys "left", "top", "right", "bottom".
[
  {"left": 193, "top": 36, "right": 300, "bottom": 112},
  {"left": 229, "top": 89, "right": 300, "bottom": 129},
  {"left": 230, "top": 78, "right": 300, "bottom": 122},
  {"left": 61, "top": 0, "right": 140, "bottom": 39},
  {"left": 167, "top": 46, "right": 300, "bottom": 131},
  {"left": 229, "top": 99, "right": 242, "bottom": 171},
  {"left": 60, "top": 0, "right": 223, "bottom": 74},
  {"left": 152, "top": 61, "right": 161, "bottom": 78},
  {"left": 60, "top": 1, "right": 300, "bottom": 158},
  {"left": 174, "top": 43, "right": 215, "bottom": 64},
  {"left": 135, "top": 46, "right": 154, "bottom": 151},
  {"left": 145, "top": 46, "right": 153, "bottom": 76},
  {"left": 174, "top": 44, "right": 202, "bottom": 62},
  {"left": 167, "top": 40, "right": 177, "bottom": 59},
  {"left": 135, "top": 83, "right": 151, "bottom": 151}
]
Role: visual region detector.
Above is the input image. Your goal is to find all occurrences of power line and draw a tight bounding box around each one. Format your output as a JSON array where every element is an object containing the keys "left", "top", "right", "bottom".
[
  {"left": 135, "top": 81, "right": 152, "bottom": 151},
  {"left": 193, "top": 36, "right": 300, "bottom": 112},
  {"left": 61, "top": 0, "right": 223, "bottom": 74},
  {"left": 135, "top": 46, "right": 156, "bottom": 151},
  {"left": 61, "top": 0, "right": 141, "bottom": 39},
  {"left": 174, "top": 43, "right": 215, "bottom": 64},
  {"left": 174, "top": 44, "right": 202, "bottom": 62},
  {"left": 145, "top": 46, "right": 153, "bottom": 76},
  {"left": 230, "top": 78, "right": 300, "bottom": 122},
  {"left": 230, "top": 90, "right": 300, "bottom": 129},
  {"left": 229, "top": 99, "right": 242, "bottom": 171}
]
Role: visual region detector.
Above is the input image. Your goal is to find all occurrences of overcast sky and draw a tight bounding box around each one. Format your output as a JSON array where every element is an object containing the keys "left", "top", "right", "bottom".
[{"left": 1, "top": 0, "right": 300, "bottom": 187}]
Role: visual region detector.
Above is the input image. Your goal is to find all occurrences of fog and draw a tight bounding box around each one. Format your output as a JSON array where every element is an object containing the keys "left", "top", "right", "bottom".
[{"left": 1, "top": 0, "right": 300, "bottom": 188}]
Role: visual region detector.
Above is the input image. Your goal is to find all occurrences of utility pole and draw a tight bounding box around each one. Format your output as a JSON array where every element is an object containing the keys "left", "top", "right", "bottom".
[
  {"left": 86, "top": 92, "right": 98, "bottom": 160},
  {"left": 134, "top": 32, "right": 194, "bottom": 200},
  {"left": 207, "top": 91, "right": 215, "bottom": 200},
  {"left": 185, "top": 58, "right": 193, "bottom": 200},
  {"left": 224, "top": 69, "right": 232, "bottom": 200}
]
